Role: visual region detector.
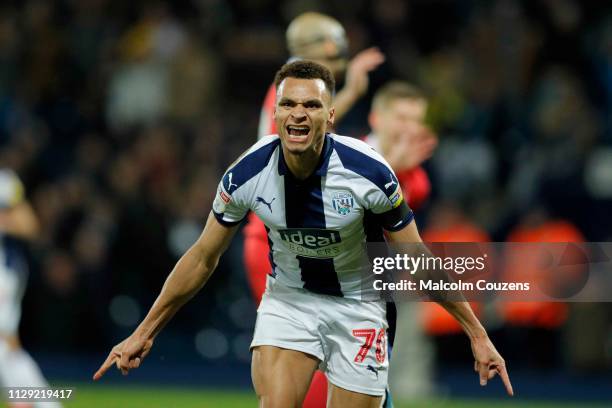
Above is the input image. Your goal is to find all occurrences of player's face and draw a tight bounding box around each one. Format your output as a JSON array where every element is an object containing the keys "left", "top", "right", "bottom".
[
  {"left": 275, "top": 77, "right": 335, "bottom": 156},
  {"left": 370, "top": 98, "right": 427, "bottom": 144}
]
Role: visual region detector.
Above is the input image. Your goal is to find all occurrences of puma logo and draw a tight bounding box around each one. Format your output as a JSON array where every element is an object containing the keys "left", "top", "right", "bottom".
[
  {"left": 384, "top": 173, "right": 397, "bottom": 190},
  {"left": 366, "top": 365, "right": 379, "bottom": 379},
  {"left": 226, "top": 172, "right": 238, "bottom": 191},
  {"left": 256, "top": 196, "right": 275, "bottom": 213}
]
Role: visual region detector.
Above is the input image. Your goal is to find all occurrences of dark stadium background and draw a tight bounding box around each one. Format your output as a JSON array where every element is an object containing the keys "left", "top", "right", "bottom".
[{"left": 0, "top": 0, "right": 610, "bottom": 405}]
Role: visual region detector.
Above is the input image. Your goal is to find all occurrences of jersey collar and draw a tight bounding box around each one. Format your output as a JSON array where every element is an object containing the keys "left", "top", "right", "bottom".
[{"left": 278, "top": 133, "right": 334, "bottom": 178}]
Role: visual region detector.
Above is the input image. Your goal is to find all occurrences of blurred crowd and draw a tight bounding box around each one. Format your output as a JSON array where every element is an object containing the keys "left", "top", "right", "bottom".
[{"left": 0, "top": 0, "right": 610, "bottom": 373}]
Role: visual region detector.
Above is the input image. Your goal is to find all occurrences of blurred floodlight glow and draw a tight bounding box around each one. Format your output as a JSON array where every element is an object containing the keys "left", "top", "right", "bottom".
[
  {"left": 229, "top": 297, "right": 257, "bottom": 330},
  {"left": 109, "top": 295, "right": 141, "bottom": 327},
  {"left": 195, "top": 328, "right": 229, "bottom": 359}
]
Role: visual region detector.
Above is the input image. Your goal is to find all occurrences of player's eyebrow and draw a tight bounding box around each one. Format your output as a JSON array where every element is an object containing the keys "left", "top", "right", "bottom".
[
  {"left": 302, "top": 99, "right": 323, "bottom": 107},
  {"left": 277, "top": 97, "right": 323, "bottom": 107},
  {"left": 277, "top": 97, "right": 295, "bottom": 105}
]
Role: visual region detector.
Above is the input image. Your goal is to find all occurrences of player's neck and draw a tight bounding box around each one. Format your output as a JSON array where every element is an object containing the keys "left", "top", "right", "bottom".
[{"left": 282, "top": 141, "right": 324, "bottom": 180}]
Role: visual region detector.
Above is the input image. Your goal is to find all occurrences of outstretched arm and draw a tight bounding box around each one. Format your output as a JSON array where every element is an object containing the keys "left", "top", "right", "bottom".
[
  {"left": 93, "top": 212, "right": 239, "bottom": 380},
  {"left": 387, "top": 221, "right": 514, "bottom": 396}
]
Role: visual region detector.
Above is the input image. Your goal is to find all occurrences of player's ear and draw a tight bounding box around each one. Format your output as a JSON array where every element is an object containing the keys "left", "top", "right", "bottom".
[{"left": 327, "top": 107, "right": 335, "bottom": 128}]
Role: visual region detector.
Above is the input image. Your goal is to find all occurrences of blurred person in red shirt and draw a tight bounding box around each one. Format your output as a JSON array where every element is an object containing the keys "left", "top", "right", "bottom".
[{"left": 364, "top": 81, "right": 436, "bottom": 212}]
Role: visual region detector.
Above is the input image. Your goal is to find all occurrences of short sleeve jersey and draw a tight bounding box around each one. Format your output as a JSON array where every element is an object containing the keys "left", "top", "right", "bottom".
[{"left": 213, "top": 134, "right": 413, "bottom": 298}]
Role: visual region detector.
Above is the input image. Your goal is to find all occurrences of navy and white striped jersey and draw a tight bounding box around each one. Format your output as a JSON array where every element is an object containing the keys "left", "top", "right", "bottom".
[{"left": 212, "top": 133, "right": 414, "bottom": 299}]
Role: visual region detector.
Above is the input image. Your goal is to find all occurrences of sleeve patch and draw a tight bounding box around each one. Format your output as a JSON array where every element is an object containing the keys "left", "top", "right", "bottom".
[{"left": 389, "top": 186, "right": 403, "bottom": 208}]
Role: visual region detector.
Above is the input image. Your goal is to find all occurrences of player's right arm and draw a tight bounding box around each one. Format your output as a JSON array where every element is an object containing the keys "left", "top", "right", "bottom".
[{"left": 93, "top": 212, "right": 239, "bottom": 380}]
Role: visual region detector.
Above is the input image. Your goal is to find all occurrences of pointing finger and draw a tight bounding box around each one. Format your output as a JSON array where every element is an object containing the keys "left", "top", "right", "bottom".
[
  {"left": 498, "top": 365, "right": 514, "bottom": 396},
  {"left": 93, "top": 353, "right": 117, "bottom": 381}
]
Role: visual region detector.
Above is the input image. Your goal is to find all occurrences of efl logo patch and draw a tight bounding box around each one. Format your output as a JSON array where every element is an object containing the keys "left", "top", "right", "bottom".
[
  {"left": 220, "top": 191, "right": 231, "bottom": 204},
  {"left": 213, "top": 186, "right": 230, "bottom": 213},
  {"left": 390, "top": 187, "right": 403, "bottom": 208},
  {"left": 332, "top": 191, "right": 354, "bottom": 216}
]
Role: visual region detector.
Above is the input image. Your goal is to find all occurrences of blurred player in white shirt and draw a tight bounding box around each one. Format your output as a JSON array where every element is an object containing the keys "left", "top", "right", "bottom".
[{"left": 0, "top": 169, "right": 61, "bottom": 408}]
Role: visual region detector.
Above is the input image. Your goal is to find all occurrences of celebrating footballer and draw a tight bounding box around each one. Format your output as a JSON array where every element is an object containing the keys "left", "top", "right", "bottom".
[{"left": 94, "top": 61, "right": 513, "bottom": 407}]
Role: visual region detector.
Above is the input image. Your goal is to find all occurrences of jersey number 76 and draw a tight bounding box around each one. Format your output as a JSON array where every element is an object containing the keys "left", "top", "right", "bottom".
[{"left": 352, "top": 328, "right": 386, "bottom": 363}]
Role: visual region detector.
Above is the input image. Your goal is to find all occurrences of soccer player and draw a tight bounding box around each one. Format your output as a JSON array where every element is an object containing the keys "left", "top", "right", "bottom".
[
  {"left": 0, "top": 169, "right": 62, "bottom": 408},
  {"left": 246, "top": 11, "right": 385, "bottom": 306},
  {"left": 94, "top": 61, "right": 513, "bottom": 407},
  {"left": 247, "top": 14, "right": 384, "bottom": 405}
]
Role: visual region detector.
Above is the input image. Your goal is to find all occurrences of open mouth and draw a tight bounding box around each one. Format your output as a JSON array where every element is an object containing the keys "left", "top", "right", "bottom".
[{"left": 286, "top": 125, "right": 310, "bottom": 138}]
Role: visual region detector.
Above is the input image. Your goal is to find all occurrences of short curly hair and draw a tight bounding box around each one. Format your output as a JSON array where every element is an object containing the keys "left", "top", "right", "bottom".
[{"left": 274, "top": 60, "right": 336, "bottom": 96}]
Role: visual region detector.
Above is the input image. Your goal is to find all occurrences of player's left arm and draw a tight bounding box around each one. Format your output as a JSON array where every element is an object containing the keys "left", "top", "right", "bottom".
[{"left": 387, "top": 221, "right": 514, "bottom": 396}]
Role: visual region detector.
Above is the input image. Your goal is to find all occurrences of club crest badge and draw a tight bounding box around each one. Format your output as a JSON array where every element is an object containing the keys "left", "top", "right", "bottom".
[{"left": 332, "top": 191, "right": 354, "bottom": 216}]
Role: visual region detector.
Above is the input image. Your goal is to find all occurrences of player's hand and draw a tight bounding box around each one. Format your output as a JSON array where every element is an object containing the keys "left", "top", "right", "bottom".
[
  {"left": 470, "top": 334, "right": 514, "bottom": 396},
  {"left": 386, "top": 123, "right": 438, "bottom": 172},
  {"left": 343, "top": 47, "right": 385, "bottom": 98},
  {"left": 93, "top": 335, "right": 154, "bottom": 380}
]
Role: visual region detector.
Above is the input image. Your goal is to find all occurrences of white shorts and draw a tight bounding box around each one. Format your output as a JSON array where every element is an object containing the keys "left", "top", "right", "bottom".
[
  {"left": 251, "top": 278, "right": 390, "bottom": 397},
  {"left": 0, "top": 268, "right": 24, "bottom": 336}
]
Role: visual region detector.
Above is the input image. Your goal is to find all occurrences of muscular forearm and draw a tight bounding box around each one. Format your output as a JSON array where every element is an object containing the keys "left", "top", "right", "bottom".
[
  {"left": 438, "top": 301, "right": 487, "bottom": 340},
  {"left": 133, "top": 244, "right": 218, "bottom": 341},
  {"left": 391, "top": 234, "right": 488, "bottom": 340},
  {"left": 418, "top": 244, "right": 488, "bottom": 339}
]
